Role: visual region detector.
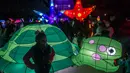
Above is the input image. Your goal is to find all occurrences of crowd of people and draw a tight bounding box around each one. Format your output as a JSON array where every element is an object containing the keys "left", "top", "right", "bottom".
[
  {"left": 0, "top": 15, "right": 115, "bottom": 48},
  {"left": 0, "top": 20, "right": 19, "bottom": 47},
  {"left": 53, "top": 15, "right": 115, "bottom": 48}
]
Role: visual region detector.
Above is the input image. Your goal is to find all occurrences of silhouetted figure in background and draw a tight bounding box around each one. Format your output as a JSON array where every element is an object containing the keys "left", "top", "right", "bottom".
[
  {"left": 114, "top": 52, "right": 130, "bottom": 73},
  {"left": 94, "top": 23, "right": 104, "bottom": 36},
  {"left": 5, "top": 20, "right": 16, "bottom": 40},
  {"left": 23, "top": 30, "right": 55, "bottom": 73},
  {"left": 102, "top": 19, "right": 114, "bottom": 38}
]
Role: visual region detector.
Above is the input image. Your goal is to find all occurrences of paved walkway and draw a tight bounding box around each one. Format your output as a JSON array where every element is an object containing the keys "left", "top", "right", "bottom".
[{"left": 56, "top": 65, "right": 122, "bottom": 73}]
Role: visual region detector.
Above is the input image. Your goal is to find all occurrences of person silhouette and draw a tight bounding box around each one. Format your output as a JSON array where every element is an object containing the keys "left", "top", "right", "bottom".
[{"left": 23, "top": 30, "right": 55, "bottom": 73}]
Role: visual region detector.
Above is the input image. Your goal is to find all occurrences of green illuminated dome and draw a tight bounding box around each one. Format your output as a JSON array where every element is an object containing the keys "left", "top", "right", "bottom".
[{"left": 0, "top": 24, "right": 77, "bottom": 73}]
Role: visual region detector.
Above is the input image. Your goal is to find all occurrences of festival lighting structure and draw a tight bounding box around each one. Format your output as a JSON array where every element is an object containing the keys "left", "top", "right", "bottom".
[
  {"left": 33, "top": 10, "right": 44, "bottom": 16},
  {"left": 62, "top": 0, "right": 96, "bottom": 21},
  {"left": 33, "top": 0, "right": 59, "bottom": 24},
  {"left": 49, "top": 0, "right": 57, "bottom": 23}
]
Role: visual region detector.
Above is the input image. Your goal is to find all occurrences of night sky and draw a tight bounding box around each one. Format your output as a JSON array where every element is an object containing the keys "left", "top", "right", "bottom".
[{"left": 0, "top": 0, "right": 129, "bottom": 18}]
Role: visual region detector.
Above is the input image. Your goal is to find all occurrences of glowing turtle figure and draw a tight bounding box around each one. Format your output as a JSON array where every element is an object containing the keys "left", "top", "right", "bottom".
[
  {"left": 72, "top": 37, "right": 122, "bottom": 72},
  {"left": 0, "top": 24, "right": 78, "bottom": 73}
]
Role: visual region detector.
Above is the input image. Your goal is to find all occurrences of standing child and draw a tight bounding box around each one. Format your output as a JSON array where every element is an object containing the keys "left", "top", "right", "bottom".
[{"left": 23, "top": 30, "right": 55, "bottom": 73}]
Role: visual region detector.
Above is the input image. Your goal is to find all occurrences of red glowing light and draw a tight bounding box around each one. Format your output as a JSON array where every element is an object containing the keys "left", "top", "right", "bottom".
[
  {"left": 78, "top": 13, "right": 81, "bottom": 17},
  {"left": 77, "top": 1, "right": 81, "bottom": 4},
  {"left": 65, "top": 11, "right": 69, "bottom": 14},
  {"left": 63, "top": 0, "right": 96, "bottom": 21}
]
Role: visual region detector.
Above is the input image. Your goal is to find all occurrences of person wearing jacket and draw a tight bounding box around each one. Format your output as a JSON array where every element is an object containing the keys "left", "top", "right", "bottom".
[{"left": 23, "top": 30, "right": 55, "bottom": 73}]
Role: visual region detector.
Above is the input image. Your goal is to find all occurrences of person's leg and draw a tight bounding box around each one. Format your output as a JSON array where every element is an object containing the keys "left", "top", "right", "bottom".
[
  {"left": 122, "top": 67, "right": 126, "bottom": 73},
  {"left": 34, "top": 66, "right": 44, "bottom": 73},
  {"left": 44, "top": 64, "right": 51, "bottom": 73}
]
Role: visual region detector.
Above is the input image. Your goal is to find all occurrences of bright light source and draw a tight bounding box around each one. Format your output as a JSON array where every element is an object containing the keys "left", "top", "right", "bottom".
[
  {"left": 68, "top": 5, "right": 71, "bottom": 7},
  {"left": 60, "top": 10, "right": 65, "bottom": 13},
  {"left": 78, "top": 13, "right": 81, "bottom": 17},
  {"left": 51, "top": 3, "right": 54, "bottom": 6},
  {"left": 40, "top": 18, "right": 43, "bottom": 21},
  {"left": 45, "top": 19, "right": 48, "bottom": 22},
  {"left": 77, "top": 1, "right": 80, "bottom": 4},
  {"left": 55, "top": 5, "right": 58, "bottom": 8},
  {"left": 39, "top": 13, "right": 43, "bottom": 16},
  {"left": 54, "top": 17, "right": 56, "bottom": 20},
  {"left": 65, "top": 11, "right": 69, "bottom": 14}
]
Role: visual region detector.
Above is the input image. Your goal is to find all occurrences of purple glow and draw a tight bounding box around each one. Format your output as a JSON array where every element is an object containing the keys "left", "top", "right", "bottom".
[
  {"left": 92, "top": 53, "right": 101, "bottom": 60},
  {"left": 68, "top": 5, "right": 71, "bottom": 7},
  {"left": 89, "top": 40, "right": 95, "bottom": 44},
  {"left": 54, "top": 0, "right": 74, "bottom": 13},
  {"left": 99, "top": 45, "right": 107, "bottom": 52}
]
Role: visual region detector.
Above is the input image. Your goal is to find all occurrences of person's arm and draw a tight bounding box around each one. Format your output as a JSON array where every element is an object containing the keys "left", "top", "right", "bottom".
[
  {"left": 108, "top": 27, "right": 114, "bottom": 38},
  {"left": 23, "top": 48, "right": 35, "bottom": 69},
  {"left": 94, "top": 27, "right": 102, "bottom": 35},
  {"left": 49, "top": 48, "right": 55, "bottom": 62},
  {"left": 114, "top": 58, "right": 125, "bottom": 66}
]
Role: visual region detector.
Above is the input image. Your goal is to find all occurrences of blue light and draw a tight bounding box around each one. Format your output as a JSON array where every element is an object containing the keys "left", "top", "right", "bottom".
[
  {"left": 51, "top": 3, "right": 54, "bottom": 6},
  {"left": 54, "top": 17, "right": 56, "bottom": 20},
  {"left": 42, "top": 17, "right": 44, "bottom": 19},
  {"left": 60, "top": 10, "right": 65, "bottom": 14},
  {"left": 40, "top": 18, "right": 43, "bottom": 21},
  {"left": 59, "top": 13, "right": 62, "bottom": 16},
  {"left": 45, "top": 19, "right": 49, "bottom": 22},
  {"left": 39, "top": 13, "right": 43, "bottom": 16},
  {"left": 51, "top": 7, "right": 54, "bottom": 10},
  {"left": 33, "top": 10, "right": 44, "bottom": 16}
]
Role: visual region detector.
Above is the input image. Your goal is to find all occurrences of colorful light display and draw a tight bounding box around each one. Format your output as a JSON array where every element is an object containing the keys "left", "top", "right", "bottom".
[
  {"left": 34, "top": 0, "right": 74, "bottom": 24},
  {"left": 54, "top": 0, "right": 74, "bottom": 20},
  {"left": 62, "top": 0, "right": 96, "bottom": 21},
  {"left": 49, "top": 0, "right": 57, "bottom": 23},
  {"left": 33, "top": 0, "right": 57, "bottom": 24},
  {"left": 72, "top": 37, "right": 122, "bottom": 72},
  {"left": 54, "top": 0, "right": 74, "bottom": 12}
]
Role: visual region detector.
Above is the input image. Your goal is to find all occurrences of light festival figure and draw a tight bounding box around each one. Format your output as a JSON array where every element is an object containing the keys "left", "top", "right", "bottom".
[
  {"left": 72, "top": 37, "right": 122, "bottom": 72},
  {"left": 0, "top": 24, "right": 77, "bottom": 73},
  {"left": 49, "top": 0, "right": 57, "bottom": 23},
  {"left": 62, "top": 0, "right": 96, "bottom": 21},
  {"left": 33, "top": 0, "right": 58, "bottom": 24}
]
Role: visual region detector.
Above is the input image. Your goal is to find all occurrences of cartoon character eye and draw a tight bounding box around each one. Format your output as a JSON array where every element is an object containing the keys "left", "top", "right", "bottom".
[{"left": 107, "top": 47, "right": 116, "bottom": 56}]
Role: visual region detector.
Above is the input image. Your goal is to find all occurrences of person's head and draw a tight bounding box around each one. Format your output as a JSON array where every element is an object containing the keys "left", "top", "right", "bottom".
[
  {"left": 98, "top": 22, "right": 105, "bottom": 28},
  {"left": 103, "top": 19, "right": 110, "bottom": 27},
  {"left": 105, "top": 23, "right": 110, "bottom": 27},
  {"left": 88, "top": 20, "right": 91, "bottom": 24},
  {"left": 6, "top": 20, "right": 11, "bottom": 24},
  {"left": 110, "top": 15, "right": 116, "bottom": 21},
  {"left": 35, "top": 30, "right": 47, "bottom": 47}
]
